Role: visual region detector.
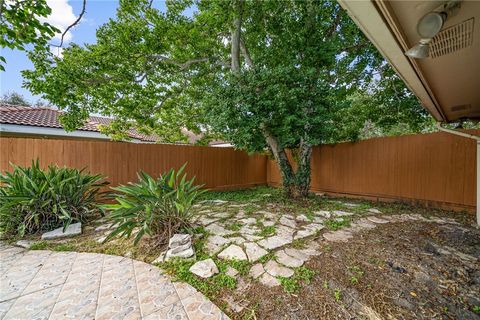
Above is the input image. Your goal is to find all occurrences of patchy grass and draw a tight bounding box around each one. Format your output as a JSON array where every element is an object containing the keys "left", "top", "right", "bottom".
[
  {"left": 324, "top": 217, "right": 351, "bottom": 230},
  {"left": 255, "top": 225, "right": 276, "bottom": 237},
  {"left": 225, "top": 222, "right": 242, "bottom": 231},
  {"left": 278, "top": 266, "right": 316, "bottom": 294}
]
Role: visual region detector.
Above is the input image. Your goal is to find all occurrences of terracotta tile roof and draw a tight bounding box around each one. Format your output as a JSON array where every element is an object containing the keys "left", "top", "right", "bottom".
[{"left": 0, "top": 103, "right": 158, "bottom": 142}]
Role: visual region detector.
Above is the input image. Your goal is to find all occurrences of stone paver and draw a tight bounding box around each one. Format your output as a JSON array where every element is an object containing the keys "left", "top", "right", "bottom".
[
  {"left": 218, "top": 244, "right": 248, "bottom": 261},
  {"left": 244, "top": 242, "right": 268, "bottom": 262},
  {"left": 258, "top": 235, "right": 292, "bottom": 250},
  {"left": 41, "top": 222, "right": 82, "bottom": 240},
  {"left": 0, "top": 246, "right": 228, "bottom": 320},
  {"left": 264, "top": 260, "right": 294, "bottom": 278},
  {"left": 189, "top": 259, "right": 219, "bottom": 278},
  {"left": 275, "top": 250, "right": 304, "bottom": 268}
]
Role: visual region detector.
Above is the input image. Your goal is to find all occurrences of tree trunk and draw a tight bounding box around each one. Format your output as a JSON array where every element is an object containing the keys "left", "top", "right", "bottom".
[{"left": 263, "top": 128, "right": 312, "bottom": 198}]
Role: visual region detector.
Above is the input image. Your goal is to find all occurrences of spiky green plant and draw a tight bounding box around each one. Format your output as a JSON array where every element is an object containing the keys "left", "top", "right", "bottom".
[
  {"left": 103, "top": 164, "right": 206, "bottom": 245},
  {"left": 0, "top": 160, "right": 108, "bottom": 238}
]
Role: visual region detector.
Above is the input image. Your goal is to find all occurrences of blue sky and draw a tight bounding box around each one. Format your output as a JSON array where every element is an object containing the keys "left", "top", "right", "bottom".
[{"left": 0, "top": 0, "right": 171, "bottom": 104}]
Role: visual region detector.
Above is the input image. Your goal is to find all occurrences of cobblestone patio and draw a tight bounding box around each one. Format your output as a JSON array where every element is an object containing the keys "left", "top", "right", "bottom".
[{"left": 0, "top": 245, "right": 228, "bottom": 320}]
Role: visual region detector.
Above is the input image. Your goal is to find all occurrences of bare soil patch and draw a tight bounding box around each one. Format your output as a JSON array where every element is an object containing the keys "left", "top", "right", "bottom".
[{"left": 238, "top": 220, "right": 480, "bottom": 319}]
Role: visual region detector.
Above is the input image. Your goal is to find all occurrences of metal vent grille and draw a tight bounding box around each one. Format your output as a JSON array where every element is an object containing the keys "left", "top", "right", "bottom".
[{"left": 430, "top": 18, "right": 475, "bottom": 58}]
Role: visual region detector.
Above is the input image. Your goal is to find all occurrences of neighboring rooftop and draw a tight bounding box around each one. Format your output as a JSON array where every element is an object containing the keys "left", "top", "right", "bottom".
[{"left": 0, "top": 103, "right": 228, "bottom": 146}]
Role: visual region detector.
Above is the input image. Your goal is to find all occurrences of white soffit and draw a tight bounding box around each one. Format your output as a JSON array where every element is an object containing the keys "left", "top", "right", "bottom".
[{"left": 338, "top": 0, "right": 445, "bottom": 121}]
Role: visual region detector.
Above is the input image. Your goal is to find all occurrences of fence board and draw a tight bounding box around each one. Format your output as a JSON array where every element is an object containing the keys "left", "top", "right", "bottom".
[
  {"left": 268, "top": 131, "right": 477, "bottom": 212},
  {"left": 0, "top": 137, "right": 267, "bottom": 190}
]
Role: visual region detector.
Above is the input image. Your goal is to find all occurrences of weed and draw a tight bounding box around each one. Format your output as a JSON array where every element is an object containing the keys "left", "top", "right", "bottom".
[
  {"left": 29, "top": 241, "right": 49, "bottom": 250},
  {"left": 350, "top": 276, "right": 358, "bottom": 285},
  {"left": 258, "top": 252, "right": 274, "bottom": 264},
  {"left": 323, "top": 280, "right": 329, "bottom": 289},
  {"left": 473, "top": 305, "right": 480, "bottom": 314},
  {"left": 324, "top": 217, "right": 351, "bottom": 230},
  {"left": 334, "top": 289, "right": 342, "bottom": 302},
  {"left": 279, "top": 266, "right": 315, "bottom": 293},
  {"left": 291, "top": 238, "right": 307, "bottom": 249},
  {"left": 256, "top": 225, "right": 276, "bottom": 237},
  {"left": 225, "top": 222, "right": 242, "bottom": 231}
]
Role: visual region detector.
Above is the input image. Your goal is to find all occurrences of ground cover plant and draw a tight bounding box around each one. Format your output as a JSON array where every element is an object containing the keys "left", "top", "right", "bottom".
[
  {"left": 103, "top": 165, "right": 205, "bottom": 245},
  {"left": 0, "top": 160, "right": 107, "bottom": 238},
  {"left": 23, "top": 186, "right": 479, "bottom": 319}
]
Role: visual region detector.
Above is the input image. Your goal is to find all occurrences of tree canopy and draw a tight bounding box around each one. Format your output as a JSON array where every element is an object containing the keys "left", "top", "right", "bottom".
[
  {"left": 0, "top": 0, "right": 59, "bottom": 71},
  {"left": 22, "top": 0, "right": 430, "bottom": 196}
]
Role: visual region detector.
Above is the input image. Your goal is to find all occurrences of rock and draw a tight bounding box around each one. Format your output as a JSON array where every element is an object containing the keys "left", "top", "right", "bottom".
[
  {"left": 259, "top": 272, "right": 280, "bottom": 287},
  {"left": 367, "top": 216, "right": 389, "bottom": 224},
  {"left": 264, "top": 260, "right": 294, "bottom": 278},
  {"left": 276, "top": 225, "right": 295, "bottom": 238},
  {"left": 244, "top": 242, "right": 268, "bottom": 262},
  {"left": 212, "top": 199, "right": 228, "bottom": 205},
  {"left": 226, "top": 266, "right": 239, "bottom": 277},
  {"left": 263, "top": 220, "right": 275, "bottom": 227},
  {"left": 323, "top": 230, "right": 353, "bottom": 242},
  {"left": 296, "top": 214, "right": 310, "bottom": 222},
  {"left": 356, "top": 218, "right": 377, "bottom": 229},
  {"left": 240, "top": 218, "right": 257, "bottom": 225},
  {"left": 152, "top": 252, "right": 166, "bottom": 264},
  {"left": 294, "top": 228, "right": 316, "bottom": 240},
  {"left": 197, "top": 217, "right": 218, "bottom": 226},
  {"left": 189, "top": 259, "right": 219, "bottom": 278},
  {"left": 124, "top": 251, "right": 132, "bottom": 258},
  {"left": 15, "top": 240, "right": 34, "bottom": 249},
  {"left": 343, "top": 203, "right": 359, "bottom": 207},
  {"left": 169, "top": 234, "right": 191, "bottom": 247},
  {"left": 205, "top": 223, "right": 235, "bottom": 236},
  {"left": 275, "top": 250, "right": 304, "bottom": 268},
  {"left": 368, "top": 208, "right": 382, "bottom": 214},
  {"left": 314, "top": 210, "right": 331, "bottom": 218},
  {"left": 279, "top": 216, "right": 296, "bottom": 228},
  {"left": 165, "top": 246, "right": 194, "bottom": 260},
  {"left": 258, "top": 235, "right": 292, "bottom": 250},
  {"left": 249, "top": 263, "right": 265, "bottom": 279},
  {"left": 333, "top": 210, "right": 354, "bottom": 217},
  {"left": 165, "top": 233, "right": 194, "bottom": 260},
  {"left": 242, "top": 234, "right": 263, "bottom": 242},
  {"left": 228, "top": 237, "right": 246, "bottom": 245},
  {"left": 205, "top": 235, "right": 229, "bottom": 254},
  {"left": 218, "top": 244, "right": 248, "bottom": 261},
  {"left": 239, "top": 225, "right": 260, "bottom": 236},
  {"left": 284, "top": 248, "right": 309, "bottom": 262},
  {"left": 305, "top": 223, "right": 324, "bottom": 232},
  {"left": 41, "top": 222, "right": 82, "bottom": 240}
]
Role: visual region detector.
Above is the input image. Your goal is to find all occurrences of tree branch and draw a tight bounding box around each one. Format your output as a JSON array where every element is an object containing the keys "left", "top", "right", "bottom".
[
  {"left": 51, "top": 0, "right": 86, "bottom": 48},
  {"left": 231, "top": 0, "right": 244, "bottom": 72},
  {"left": 240, "top": 38, "right": 253, "bottom": 68}
]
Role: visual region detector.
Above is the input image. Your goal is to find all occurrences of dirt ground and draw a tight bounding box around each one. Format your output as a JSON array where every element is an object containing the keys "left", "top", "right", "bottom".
[{"left": 238, "top": 219, "right": 480, "bottom": 320}]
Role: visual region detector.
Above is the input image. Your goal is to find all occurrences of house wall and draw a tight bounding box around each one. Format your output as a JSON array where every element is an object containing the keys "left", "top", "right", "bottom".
[
  {"left": 0, "top": 137, "right": 267, "bottom": 190},
  {"left": 268, "top": 131, "right": 478, "bottom": 212}
]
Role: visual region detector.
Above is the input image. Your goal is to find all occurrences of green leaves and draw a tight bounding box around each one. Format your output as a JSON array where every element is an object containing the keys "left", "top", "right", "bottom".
[
  {"left": 0, "top": 159, "right": 108, "bottom": 238},
  {"left": 104, "top": 164, "right": 206, "bottom": 245},
  {"left": 0, "top": 0, "right": 59, "bottom": 70}
]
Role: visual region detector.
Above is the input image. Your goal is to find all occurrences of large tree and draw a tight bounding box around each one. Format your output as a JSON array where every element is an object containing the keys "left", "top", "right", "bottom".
[{"left": 24, "top": 0, "right": 402, "bottom": 197}]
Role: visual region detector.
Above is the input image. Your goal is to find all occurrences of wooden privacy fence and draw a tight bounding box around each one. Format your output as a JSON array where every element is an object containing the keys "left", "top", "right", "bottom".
[
  {"left": 0, "top": 131, "right": 477, "bottom": 212},
  {"left": 268, "top": 131, "right": 477, "bottom": 212},
  {"left": 0, "top": 137, "right": 268, "bottom": 190}
]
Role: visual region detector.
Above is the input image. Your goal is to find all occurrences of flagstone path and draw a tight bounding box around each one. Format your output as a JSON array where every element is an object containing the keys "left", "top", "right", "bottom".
[{"left": 0, "top": 244, "right": 228, "bottom": 320}]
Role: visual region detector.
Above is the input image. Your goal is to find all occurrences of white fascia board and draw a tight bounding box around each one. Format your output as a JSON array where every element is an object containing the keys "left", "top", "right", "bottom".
[
  {"left": 0, "top": 124, "right": 144, "bottom": 143},
  {"left": 337, "top": 0, "right": 445, "bottom": 122}
]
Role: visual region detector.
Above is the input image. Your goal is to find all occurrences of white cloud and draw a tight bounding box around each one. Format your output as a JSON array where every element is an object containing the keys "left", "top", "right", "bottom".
[{"left": 40, "top": 0, "right": 78, "bottom": 44}]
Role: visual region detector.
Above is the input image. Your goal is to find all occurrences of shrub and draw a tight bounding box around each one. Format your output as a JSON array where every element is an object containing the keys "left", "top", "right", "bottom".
[
  {"left": 0, "top": 160, "right": 108, "bottom": 238},
  {"left": 103, "top": 164, "right": 205, "bottom": 245}
]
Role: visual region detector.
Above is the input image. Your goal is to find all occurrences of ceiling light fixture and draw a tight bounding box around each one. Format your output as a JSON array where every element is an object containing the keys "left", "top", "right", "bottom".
[{"left": 405, "top": 1, "right": 462, "bottom": 59}]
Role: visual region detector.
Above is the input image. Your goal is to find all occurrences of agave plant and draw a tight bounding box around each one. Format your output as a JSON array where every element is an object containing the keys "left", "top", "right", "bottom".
[
  {"left": 0, "top": 159, "right": 108, "bottom": 238},
  {"left": 103, "top": 164, "right": 206, "bottom": 245}
]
